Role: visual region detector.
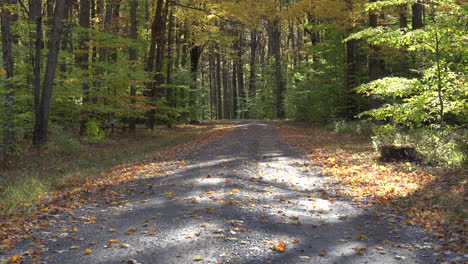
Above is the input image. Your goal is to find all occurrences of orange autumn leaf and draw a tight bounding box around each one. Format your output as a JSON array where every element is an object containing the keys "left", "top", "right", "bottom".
[{"left": 271, "top": 240, "right": 287, "bottom": 251}]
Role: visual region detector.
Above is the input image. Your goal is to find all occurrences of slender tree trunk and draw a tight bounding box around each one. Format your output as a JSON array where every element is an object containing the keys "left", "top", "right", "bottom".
[
  {"left": 209, "top": 53, "right": 215, "bottom": 120},
  {"left": 412, "top": 0, "right": 424, "bottom": 30},
  {"left": 128, "top": 0, "right": 138, "bottom": 132},
  {"left": 232, "top": 60, "right": 238, "bottom": 119},
  {"left": 399, "top": 4, "right": 409, "bottom": 76},
  {"left": 30, "top": 0, "right": 43, "bottom": 139},
  {"left": 222, "top": 56, "right": 230, "bottom": 119},
  {"left": 235, "top": 34, "right": 245, "bottom": 119},
  {"left": 78, "top": 0, "right": 91, "bottom": 135},
  {"left": 145, "top": 0, "right": 165, "bottom": 129},
  {"left": 248, "top": 29, "right": 257, "bottom": 118},
  {"left": 1, "top": 0, "right": 16, "bottom": 159},
  {"left": 189, "top": 45, "right": 203, "bottom": 111},
  {"left": 215, "top": 51, "right": 222, "bottom": 119},
  {"left": 166, "top": 3, "right": 175, "bottom": 106},
  {"left": 269, "top": 18, "right": 285, "bottom": 118},
  {"left": 369, "top": 0, "right": 379, "bottom": 82},
  {"left": 33, "top": 0, "right": 66, "bottom": 146}
]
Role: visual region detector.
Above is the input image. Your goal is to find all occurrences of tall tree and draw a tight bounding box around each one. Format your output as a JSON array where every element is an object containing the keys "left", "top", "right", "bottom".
[
  {"left": 248, "top": 29, "right": 257, "bottom": 117},
  {"left": 268, "top": 18, "right": 285, "bottom": 118},
  {"left": 128, "top": 0, "right": 138, "bottom": 132},
  {"left": 33, "top": 0, "right": 67, "bottom": 146},
  {"left": 78, "top": 0, "right": 91, "bottom": 135},
  {"left": 412, "top": 0, "right": 424, "bottom": 30},
  {"left": 1, "top": 0, "right": 16, "bottom": 158},
  {"left": 145, "top": 0, "right": 165, "bottom": 129}
]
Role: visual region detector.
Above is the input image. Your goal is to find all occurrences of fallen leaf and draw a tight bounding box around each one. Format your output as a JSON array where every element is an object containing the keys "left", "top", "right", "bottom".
[
  {"left": 271, "top": 241, "right": 287, "bottom": 252},
  {"left": 84, "top": 248, "right": 92, "bottom": 254}
]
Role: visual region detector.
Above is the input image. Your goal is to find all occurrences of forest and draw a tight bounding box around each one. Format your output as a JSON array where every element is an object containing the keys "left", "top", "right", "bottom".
[
  {"left": 0, "top": 0, "right": 466, "bottom": 163},
  {"left": 0, "top": 0, "right": 467, "bottom": 262}
]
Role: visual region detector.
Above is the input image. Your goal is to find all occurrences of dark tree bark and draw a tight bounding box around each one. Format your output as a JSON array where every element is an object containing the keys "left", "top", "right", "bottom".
[
  {"left": 399, "top": 4, "right": 408, "bottom": 29},
  {"left": 30, "top": 0, "right": 43, "bottom": 138},
  {"left": 268, "top": 18, "right": 285, "bottom": 118},
  {"left": 222, "top": 57, "right": 230, "bottom": 119},
  {"left": 128, "top": 0, "right": 138, "bottom": 132},
  {"left": 78, "top": 0, "right": 91, "bottom": 135},
  {"left": 368, "top": 0, "right": 379, "bottom": 82},
  {"left": 33, "top": 0, "right": 66, "bottom": 146},
  {"left": 1, "top": 0, "right": 16, "bottom": 158},
  {"left": 248, "top": 29, "right": 257, "bottom": 118},
  {"left": 412, "top": 0, "right": 424, "bottom": 30},
  {"left": 235, "top": 34, "right": 245, "bottom": 119},
  {"left": 215, "top": 51, "right": 222, "bottom": 119},
  {"left": 399, "top": 4, "right": 409, "bottom": 76},
  {"left": 209, "top": 53, "right": 216, "bottom": 120},
  {"left": 189, "top": 45, "right": 203, "bottom": 109},
  {"left": 145, "top": 0, "right": 165, "bottom": 129},
  {"left": 166, "top": 3, "right": 175, "bottom": 106},
  {"left": 232, "top": 60, "right": 238, "bottom": 119}
]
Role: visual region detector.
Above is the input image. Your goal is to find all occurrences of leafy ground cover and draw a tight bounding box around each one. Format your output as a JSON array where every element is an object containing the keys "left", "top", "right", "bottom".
[
  {"left": 0, "top": 122, "right": 233, "bottom": 249},
  {"left": 277, "top": 122, "right": 467, "bottom": 254}
]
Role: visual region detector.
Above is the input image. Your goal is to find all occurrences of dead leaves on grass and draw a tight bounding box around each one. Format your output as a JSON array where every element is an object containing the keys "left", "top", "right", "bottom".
[{"left": 277, "top": 124, "right": 466, "bottom": 252}]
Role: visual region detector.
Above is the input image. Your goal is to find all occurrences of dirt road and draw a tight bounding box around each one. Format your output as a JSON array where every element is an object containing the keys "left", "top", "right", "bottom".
[{"left": 3, "top": 121, "right": 444, "bottom": 263}]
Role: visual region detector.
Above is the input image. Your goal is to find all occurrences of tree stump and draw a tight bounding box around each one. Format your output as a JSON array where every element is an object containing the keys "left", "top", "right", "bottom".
[{"left": 379, "top": 145, "right": 419, "bottom": 162}]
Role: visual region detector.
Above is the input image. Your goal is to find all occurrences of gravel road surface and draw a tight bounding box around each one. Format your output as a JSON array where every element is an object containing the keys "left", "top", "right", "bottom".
[{"left": 4, "top": 121, "right": 447, "bottom": 264}]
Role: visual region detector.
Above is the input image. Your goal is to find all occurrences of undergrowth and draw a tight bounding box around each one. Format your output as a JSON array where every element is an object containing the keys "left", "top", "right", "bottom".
[
  {"left": 278, "top": 121, "right": 467, "bottom": 253},
  {"left": 0, "top": 122, "right": 227, "bottom": 214}
]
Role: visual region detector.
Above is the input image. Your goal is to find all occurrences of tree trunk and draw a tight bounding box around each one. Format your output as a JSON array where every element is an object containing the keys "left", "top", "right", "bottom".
[
  {"left": 412, "top": 0, "right": 424, "bottom": 30},
  {"left": 369, "top": 0, "right": 379, "bottom": 82},
  {"left": 1, "top": 0, "right": 16, "bottom": 159},
  {"left": 248, "top": 29, "right": 257, "bottom": 118},
  {"left": 166, "top": 3, "right": 175, "bottom": 106},
  {"left": 232, "top": 60, "right": 238, "bottom": 119},
  {"left": 33, "top": 0, "right": 66, "bottom": 146},
  {"left": 145, "top": 0, "right": 165, "bottom": 129},
  {"left": 215, "top": 51, "right": 222, "bottom": 119},
  {"left": 78, "top": 0, "right": 91, "bottom": 135},
  {"left": 222, "top": 56, "right": 230, "bottom": 119},
  {"left": 269, "top": 18, "right": 285, "bottom": 118},
  {"left": 30, "top": 0, "right": 43, "bottom": 141},
  {"left": 190, "top": 45, "right": 203, "bottom": 110},
  {"left": 128, "top": 0, "right": 138, "bottom": 132}
]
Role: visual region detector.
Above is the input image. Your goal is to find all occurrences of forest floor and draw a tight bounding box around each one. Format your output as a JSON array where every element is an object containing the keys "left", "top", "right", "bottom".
[{"left": 0, "top": 120, "right": 465, "bottom": 263}]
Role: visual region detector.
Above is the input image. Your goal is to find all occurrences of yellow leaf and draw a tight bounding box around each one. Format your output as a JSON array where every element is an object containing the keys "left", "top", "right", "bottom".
[
  {"left": 70, "top": 245, "right": 80, "bottom": 249},
  {"left": 84, "top": 248, "right": 92, "bottom": 254},
  {"left": 356, "top": 235, "right": 368, "bottom": 241},
  {"left": 72, "top": 227, "right": 78, "bottom": 232},
  {"left": 271, "top": 241, "right": 287, "bottom": 252},
  {"left": 193, "top": 257, "right": 204, "bottom": 261},
  {"left": 9, "top": 255, "right": 20, "bottom": 263}
]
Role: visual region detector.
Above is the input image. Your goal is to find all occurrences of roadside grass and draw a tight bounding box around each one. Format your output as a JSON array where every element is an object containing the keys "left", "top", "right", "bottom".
[
  {"left": 0, "top": 122, "right": 229, "bottom": 215},
  {"left": 277, "top": 121, "right": 466, "bottom": 253}
]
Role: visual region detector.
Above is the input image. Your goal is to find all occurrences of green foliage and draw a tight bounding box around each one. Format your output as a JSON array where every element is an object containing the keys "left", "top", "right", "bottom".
[
  {"left": 350, "top": 0, "right": 467, "bottom": 165},
  {"left": 285, "top": 27, "right": 348, "bottom": 121},
  {"left": 328, "top": 120, "right": 374, "bottom": 136},
  {"left": 85, "top": 119, "right": 106, "bottom": 143},
  {"left": 372, "top": 125, "right": 467, "bottom": 166}
]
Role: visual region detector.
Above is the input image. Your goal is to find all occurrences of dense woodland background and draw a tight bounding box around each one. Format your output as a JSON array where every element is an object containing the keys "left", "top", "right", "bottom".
[{"left": 0, "top": 0, "right": 466, "bottom": 165}]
